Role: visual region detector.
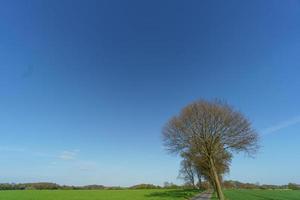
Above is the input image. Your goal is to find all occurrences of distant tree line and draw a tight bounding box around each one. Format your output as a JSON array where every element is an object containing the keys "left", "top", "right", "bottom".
[
  {"left": 0, "top": 183, "right": 61, "bottom": 190},
  {"left": 0, "top": 182, "right": 182, "bottom": 190},
  {"left": 0, "top": 181, "right": 299, "bottom": 190},
  {"left": 129, "top": 184, "right": 161, "bottom": 189},
  {"left": 0, "top": 183, "right": 112, "bottom": 190},
  {"left": 223, "top": 180, "right": 300, "bottom": 190}
]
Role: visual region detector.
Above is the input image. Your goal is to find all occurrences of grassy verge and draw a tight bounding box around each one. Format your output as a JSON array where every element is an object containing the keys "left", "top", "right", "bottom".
[{"left": 211, "top": 189, "right": 300, "bottom": 200}]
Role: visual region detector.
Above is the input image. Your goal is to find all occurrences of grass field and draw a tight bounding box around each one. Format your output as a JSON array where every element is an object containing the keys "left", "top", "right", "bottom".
[
  {"left": 0, "top": 189, "right": 200, "bottom": 200},
  {"left": 212, "top": 189, "right": 300, "bottom": 200}
]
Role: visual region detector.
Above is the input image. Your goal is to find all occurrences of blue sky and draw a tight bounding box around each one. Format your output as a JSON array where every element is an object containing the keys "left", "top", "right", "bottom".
[{"left": 0, "top": 0, "right": 300, "bottom": 186}]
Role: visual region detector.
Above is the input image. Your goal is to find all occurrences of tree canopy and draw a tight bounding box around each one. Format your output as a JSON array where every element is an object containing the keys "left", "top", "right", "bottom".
[{"left": 162, "top": 100, "right": 259, "bottom": 200}]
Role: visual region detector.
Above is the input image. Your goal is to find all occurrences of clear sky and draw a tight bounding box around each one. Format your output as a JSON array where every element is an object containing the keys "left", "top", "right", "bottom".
[{"left": 0, "top": 0, "right": 300, "bottom": 186}]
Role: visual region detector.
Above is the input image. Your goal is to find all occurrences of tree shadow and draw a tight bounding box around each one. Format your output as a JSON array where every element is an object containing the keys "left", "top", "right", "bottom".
[{"left": 145, "top": 189, "right": 200, "bottom": 199}]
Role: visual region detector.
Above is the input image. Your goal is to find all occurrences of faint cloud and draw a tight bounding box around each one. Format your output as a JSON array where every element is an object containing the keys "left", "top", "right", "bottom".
[
  {"left": 0, "top": 146, "right": 26, "bottom": 152},
  {"left": 78, "top": 161, "right": 98, "bottom": 172},
  {"left": 79, "top": 166, "right": 93, "bottom": 171},
  {"left": 34, "top": 152, "right": 52, "bottom": 157},
  {"left": 0, "top": 146, "right": 55, "bottom": 157},
  {"left": 262, "top": 116, "right": 300, "bottom": 135},
  {"left": 50, "top": 161, "right": 57, "bottom": 165},
  {"left": 59, "top": 150, "right": 80, "bottom": 161}
]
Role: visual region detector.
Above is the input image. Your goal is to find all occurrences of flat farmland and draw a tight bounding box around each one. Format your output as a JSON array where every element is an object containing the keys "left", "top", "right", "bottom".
[{"left": 0, "top": 189, "right": 200, "bottom": 200}]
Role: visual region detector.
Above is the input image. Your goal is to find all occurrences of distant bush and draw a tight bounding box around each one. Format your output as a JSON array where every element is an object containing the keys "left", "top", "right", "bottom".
[
  {"left": 105, "top": 186, "right": 124, "bottom": 190},
  {"left": 197, "top": 181, "right": 211, "bottom": 190},
  {"left": 222, "top": 180, "right": 292, "bottom": 190},
  {"left": 82, "top": 185, "right": 106, "bottom": 190},
  {"left": 223, "top": 180, "right": 259, "bottom": 189},
  {"left": 0, "top": 183, "right": 60, "bottom": 190},
  {"left": 288, "top": 183, "right": 300, "bottom": 190},
  {"left": 163, "top": 182, "right": 181, "bottom": 189},
  {"left": 130, "top": 184, "right": 161, "bottom": 189}
]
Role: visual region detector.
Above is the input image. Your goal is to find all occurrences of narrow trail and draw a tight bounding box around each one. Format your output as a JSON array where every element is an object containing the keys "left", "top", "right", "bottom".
[{"left": 191, "top": 191, "right": 213, "bottom": 200}]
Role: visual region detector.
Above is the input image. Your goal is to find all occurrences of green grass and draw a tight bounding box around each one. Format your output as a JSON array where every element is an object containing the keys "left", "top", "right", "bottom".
[
  {"left": 0, "top": 189, "right": 200, "bottom": 200},
  {"left": 211, "top": 189, "right": 300, "bottom": 200}
]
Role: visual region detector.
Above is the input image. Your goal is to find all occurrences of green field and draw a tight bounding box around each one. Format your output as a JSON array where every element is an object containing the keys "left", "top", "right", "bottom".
[
  {"left": 212, "top": 189, "right": 300, "bottom": 200},
  {"left": 0, "top": 189, "right": 200, "bottom": 200}
]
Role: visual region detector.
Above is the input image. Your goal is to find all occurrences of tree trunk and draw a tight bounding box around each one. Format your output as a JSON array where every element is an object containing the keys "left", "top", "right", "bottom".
[
  {"left": 191, "top": 174, "right": 195, "bottom": 188},
  {"left": 191, "top": 178, "right": 195, "bottom": 188},
  {"left": 197, "top": 171, "right": 202, "bottom": 186},
  {"left": 209, "top": 157, "right": 225, "bottom": 200}
]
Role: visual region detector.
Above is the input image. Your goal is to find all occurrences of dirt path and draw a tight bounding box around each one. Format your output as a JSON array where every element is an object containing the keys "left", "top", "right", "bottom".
[{"left": 191, "top": 191, "right": 213, "bottom": 200}]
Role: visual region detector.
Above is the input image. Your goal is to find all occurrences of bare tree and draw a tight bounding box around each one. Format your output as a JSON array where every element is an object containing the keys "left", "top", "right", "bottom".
[
  {"left": 178, "top": 157, "right": 196, "bottom": 187},
  {"left": 179, "top": 152, "right": 205, "bottom": 189},
  {"left": 162, "top": 100, "right": 259, "bottom": 200},
  {"left": 194, "top": 167, "right": 202, "bottom": 187}
]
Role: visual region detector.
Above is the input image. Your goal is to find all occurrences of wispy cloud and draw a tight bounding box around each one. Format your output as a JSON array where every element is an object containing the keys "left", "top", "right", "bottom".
[
  {"left": 0, "top": 146, "right": 26, "bottom": 152},
  {"left": 262, "top": 116, "right": 300, "bottom": 135},
  {"left": 59, "top": 150, "right": 80, "bottom": 161},
  {"left": 0, "top": 146, "right": 84, "bottom": 164},
  {"left": 78, "top": 161, "right": 97, "bottom": 172},
  {"left": 33, "top": 152, "right": 55, "bottom": 158}
]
